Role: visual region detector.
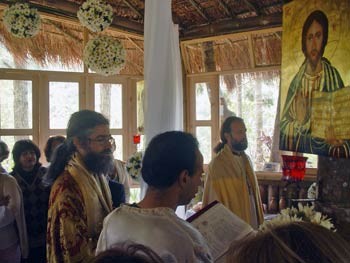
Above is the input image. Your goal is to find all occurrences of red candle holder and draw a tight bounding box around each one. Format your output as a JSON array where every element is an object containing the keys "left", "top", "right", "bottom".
[
  {"left": 281, "top": 155, "right": 308, "bottom": 181},
  {"left": 133, "top": 134, "right": 141, "bottom": 144}
]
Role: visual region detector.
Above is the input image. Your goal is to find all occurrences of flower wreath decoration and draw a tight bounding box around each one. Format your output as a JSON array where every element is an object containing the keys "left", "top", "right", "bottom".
[
  {"left": 3, "top": 3, "right": 41, "bottom": 38},
  {"left": 259, "top": 203, "right": 335, "bottom": 232},
  {"left": 83, "top": 35, "right": 125, "bottom": 76},
  {"left": 77, "top": 0, "right": 114, "bottom": 32},
  {"left": 126, "top": 151, "right": 143, "bottom": 181}
]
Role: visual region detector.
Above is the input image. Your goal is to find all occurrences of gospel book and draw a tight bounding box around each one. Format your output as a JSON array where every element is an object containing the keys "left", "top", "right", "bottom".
[
  {"left": 187, "top": 201, "right": 254, "bottom": 261},
  {"left": 311, "top": 86, "right": 350, "bottom": 139}
]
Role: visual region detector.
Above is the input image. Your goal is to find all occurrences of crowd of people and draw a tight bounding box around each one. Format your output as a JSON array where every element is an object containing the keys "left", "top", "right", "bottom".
[{"left": 1, "top": 109, "right": 349, "bottom": 263}]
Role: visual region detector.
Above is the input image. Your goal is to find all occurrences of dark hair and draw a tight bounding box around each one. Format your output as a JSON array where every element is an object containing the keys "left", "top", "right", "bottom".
[
  {"left": 214, "top": 116, "right": 244, "bottom": 153},
  {"left": 44, "top": 135, "right": 65, "bottom": 162},
  {"left": 94, "top": 243, "right": 164, "bottom": 263},
  {"left": 228, "top": 221, "right": 350, "bottom": 263},
  {"left": 12, "top": 140, "right": 41, "bottom": 169},
  {"left": 0, "top": 140, "right": 9, "bottom": 162},
  {"left": 302, "top": 10, "right": 328, "bottom": 58},
  {"left": 44, "top": 110, "right": 109, "bottom": 185},
  {"left": 141, "top": 131, "right": 199, "bottom": 189}
]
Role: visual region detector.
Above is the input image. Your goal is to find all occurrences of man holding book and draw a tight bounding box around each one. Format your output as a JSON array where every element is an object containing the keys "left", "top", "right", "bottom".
[
  {"left": 96, "top": 131, "right": 212, "bottom": 262},
  {"left": 202, "top": 116, "right": 264, "bottom": 229}
]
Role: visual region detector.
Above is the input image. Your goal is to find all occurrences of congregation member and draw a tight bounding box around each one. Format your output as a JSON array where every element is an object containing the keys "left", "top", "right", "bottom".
[
  {"left": 10, "top": 140, "right": 49, "bottom": 263},
  {"left": 96, "top": 131, "right": 213, "bottom": 262},
  {"left": 228, "top": 221, "right": 350, "bottom": 263},
  {"left": 45, "top": 110, "right": 114, "bottom": 263},
  {"left": 0, "top": 140, "right": 9, "bottom": 173},
  {"left": 44, "top": 135, "right": 65, "bottom": 164},
  {"left": 202, "top": 116, "right": 264, "bottom": 229},
  {"left": 0, "top": 140, "right": 28, "bottom": 263}
]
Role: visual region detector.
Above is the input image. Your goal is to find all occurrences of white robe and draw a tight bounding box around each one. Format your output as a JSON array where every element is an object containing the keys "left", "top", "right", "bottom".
[
  {"left": 96, "top": 204, "right": 213, "bottom": 262},
  {"left": 0, "top": 173, "right": 28, "bottom": 258}
]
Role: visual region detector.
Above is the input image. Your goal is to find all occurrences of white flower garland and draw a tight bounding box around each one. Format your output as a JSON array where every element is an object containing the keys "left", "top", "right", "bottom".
[
  {"left": 77, "top": 0, "right": 113, "bottom": 32},
  {"left": 126, "top": 151, "right": 143, "bottom": 181},
  {"left": 3, "top": 3, "right": 41, "bottom": 38},
  {"left": 259, "top": 203, "right": 335, "bottom": 231},
  {"left": 83, "top": 35, "right": 125, "bottom": 76}
]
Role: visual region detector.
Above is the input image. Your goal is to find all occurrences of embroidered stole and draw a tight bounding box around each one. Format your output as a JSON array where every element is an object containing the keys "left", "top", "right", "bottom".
[{"left": 67, "top": 154, "right": 113, "bottom": 241}]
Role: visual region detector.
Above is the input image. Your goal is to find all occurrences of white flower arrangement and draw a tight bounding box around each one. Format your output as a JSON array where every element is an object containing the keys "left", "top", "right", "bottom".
[
  {"left": 83, "top": 35, "right": 125, "bottom": 76},
  {"left": 259, "top": 203, "right": 335, "bottom": 231},
  {"left": 3, "top": 3, "right": 41, "bottom": 38},
  {"left": 77, "top": 0, "right": 113, "bottom": 32},
  {"left": 126, "top": 151, "right": 143, "bottom": 181}
]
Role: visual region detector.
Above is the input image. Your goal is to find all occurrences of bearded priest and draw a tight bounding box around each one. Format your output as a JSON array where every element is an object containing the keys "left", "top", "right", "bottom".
[
  {"left": 45, "top": 110, "right": 114, "bottom": 263},
  {"left": 202, "top": 116, "right": 264, "bottom": 229}
]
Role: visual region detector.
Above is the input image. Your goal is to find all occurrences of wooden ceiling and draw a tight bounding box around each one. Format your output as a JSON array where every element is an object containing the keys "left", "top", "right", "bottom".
[{"left": 0, "top": 0, "right": 285, "bottom": 40}]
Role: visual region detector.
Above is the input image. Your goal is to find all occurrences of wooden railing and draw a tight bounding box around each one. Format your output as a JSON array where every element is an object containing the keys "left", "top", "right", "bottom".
[{"left": 257, "top": 170, "right": 317, "bottom": 213}]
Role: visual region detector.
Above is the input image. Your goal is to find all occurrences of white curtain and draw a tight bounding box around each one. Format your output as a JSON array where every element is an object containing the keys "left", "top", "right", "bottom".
[
  {"left": 142, "top": 0, "right": 185, "bottom": 217},
  {"left": 144, "top": 0, "right": 183, "bottom": 142}
]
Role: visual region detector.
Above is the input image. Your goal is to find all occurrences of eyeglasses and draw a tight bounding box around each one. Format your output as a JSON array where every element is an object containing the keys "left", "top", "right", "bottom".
[{"left": 88, "top": 136, "right": 115, "bottom": 146}]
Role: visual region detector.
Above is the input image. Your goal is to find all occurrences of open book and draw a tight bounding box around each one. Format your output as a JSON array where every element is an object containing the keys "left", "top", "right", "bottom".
[
  {"left": 311, "top": 86, "right": 350, "bottom": 139},
  {"left": 187, "top": 201, "right": 254, "bottom": 261}
]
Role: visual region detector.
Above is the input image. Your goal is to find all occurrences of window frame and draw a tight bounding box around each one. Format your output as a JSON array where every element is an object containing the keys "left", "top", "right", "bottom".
[{"left": 0, "top": 68, "right": 141, "bottom": 165}]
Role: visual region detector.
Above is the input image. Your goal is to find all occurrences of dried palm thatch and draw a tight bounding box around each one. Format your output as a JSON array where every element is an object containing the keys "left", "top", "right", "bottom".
[
  {"left": 0, "top": 12, "right": 144, "bottom": 75},
  {"left": 181, "top": 29, "right": 282, "bottom": 75}
]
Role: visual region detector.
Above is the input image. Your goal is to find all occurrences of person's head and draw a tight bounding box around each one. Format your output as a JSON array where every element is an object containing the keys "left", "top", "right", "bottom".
[
  {"left": 68, "top": 110, "right": 114, "bottom": 174},
  {"left": 44, "top": 135, "right": 65, "bottom": 162},
  {"left": 12, "top": 139, "right": 41, "bottom": 172},
  {"left": 228, "top": 221, "right": 350, "bottom": 263},
  {"left": 141, "top": 131, "right": 203, "bottom": 206},
  {"left": 0, "top": 140, "right": 9, "bottom": 163},
  {"left": 45, "top": 110, "right": 113, "bottom": 185},
  {"left": 214, "top": 116, "right": 247, "bottom": 153},
  {"left": 302, "top": 10, "right": 328, "bottom": 68},
  {"left": 94, "top": 243, "right": 164, "bottom": 263}
]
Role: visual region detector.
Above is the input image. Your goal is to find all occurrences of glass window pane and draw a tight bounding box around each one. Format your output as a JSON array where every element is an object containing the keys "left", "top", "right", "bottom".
[
  {"left": 136, "top": 135, "right": 145, "bottom": 152},
  {"left": 112, "top": 135, "right": 123, "bottom": 160},
  {"left": 220, "top": 71, "right": 279, "bottom": 170},
  {"left": 0, "top": 135, "right": 32, "bottom": 172},
  {"left": 49, "top": 82, "right": 79, "bottom": 129},
  {"left": 95, "top": 83, "right": 122, "bottom": 129},
  {"left": 303, "top": 153, "right": 318, "bottom": 169},
  {"left": 196, "top": 126, "right": 212, "bottom": 164},
  {"left": 0, "top": 80, "right": 32, "bottom": 129},
  {"left": 196, "top": 83, "right": 211, "bottom": 120}
]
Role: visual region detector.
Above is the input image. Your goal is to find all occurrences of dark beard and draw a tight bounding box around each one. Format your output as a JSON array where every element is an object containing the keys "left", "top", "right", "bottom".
[
  {"left": 231, "top": 138, "right": 248, "bottom": 152},
  {"left": 83, "top": 150, "right": 114, "bottom": 175}
]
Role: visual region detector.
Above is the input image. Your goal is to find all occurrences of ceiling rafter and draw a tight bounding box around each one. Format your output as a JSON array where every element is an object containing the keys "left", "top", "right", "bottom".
[
  {"left": 188, "top": 0, "right": 210, "bottom": 22},
  {"left": 126, "top": 36, "right": 144, "bottom": 54},
  {"left": 243, "top": 0, "right": 260, "bottom": 16},
  {"left": 122, "top": 0, "right": 143, "bottom": 20},
  {"left": 217, "top": 0, "right": 235, "bottom": 18}
]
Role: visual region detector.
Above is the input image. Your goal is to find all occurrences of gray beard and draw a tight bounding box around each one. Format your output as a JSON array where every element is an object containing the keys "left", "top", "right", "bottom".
[{"left": 83, "top": 151, "right": 114, "bottom": 175}]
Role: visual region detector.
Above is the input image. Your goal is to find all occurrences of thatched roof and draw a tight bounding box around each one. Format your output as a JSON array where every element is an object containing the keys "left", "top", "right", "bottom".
[{"left": 0, "top": 0, "right": 283, "bottom": 75}]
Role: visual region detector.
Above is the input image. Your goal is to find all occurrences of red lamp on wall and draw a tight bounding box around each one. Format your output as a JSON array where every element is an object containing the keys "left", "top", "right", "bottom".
[{"left": 133, "top": 134, "right": 141, "bottom": 144}]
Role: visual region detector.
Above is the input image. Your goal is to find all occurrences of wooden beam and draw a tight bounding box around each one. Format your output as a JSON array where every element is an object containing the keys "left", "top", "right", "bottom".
[
  {"left": 123, "top": 0, "right": 143, "bottom": 19},
  {"left": 217, "top": 0, "right": 235, "bottom": 18},
  {"left": 0, "top": 0, "right": 144, "bottom": 37},
  {"left": 189, "top": 0, "right": 209, "bottom": 22},
  {"left": 243, "top": 0, "right": 260, "bottom": 16},
  {"left": 180, "top": 12, "right": 282, "bottom": 40},
  {"left": 126, "top": 36, "right": 144, "bottom": 54}
]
